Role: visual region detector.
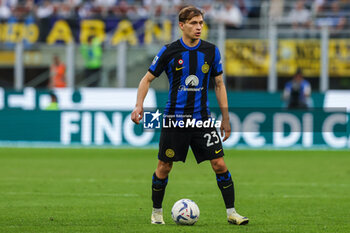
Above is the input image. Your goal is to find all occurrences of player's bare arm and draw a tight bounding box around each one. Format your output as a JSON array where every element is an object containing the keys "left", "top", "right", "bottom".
[
  {"left": 214, "top": 74, "right": 231, "bottom": 142},
  {"left": 131, "top": 71, "right": 156, "bottom": 124}
]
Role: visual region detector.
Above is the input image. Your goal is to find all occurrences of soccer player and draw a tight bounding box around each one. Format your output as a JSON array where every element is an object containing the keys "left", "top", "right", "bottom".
[
  {"left": 131, "top": 6, "right": 249, "bottom": 225},
  {"left": 283, "top": 68, "right": 311, "bottom": 109}
]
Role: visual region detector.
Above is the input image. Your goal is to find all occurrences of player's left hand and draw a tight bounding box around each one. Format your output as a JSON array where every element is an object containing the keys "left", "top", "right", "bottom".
[{"left": 220, "top": 118, "right": 231, "bottom": 142}]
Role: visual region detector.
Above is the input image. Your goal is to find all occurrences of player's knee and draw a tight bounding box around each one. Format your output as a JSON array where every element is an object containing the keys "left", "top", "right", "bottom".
[
  {"left": 157, "top": 161, "right": 173, "bottom": 177},
  {"left": 211, "top": 158, "right": 227, "bottom": 173},
  {"left": 162, "top": 163, "right": 172, "bottom": 173}
]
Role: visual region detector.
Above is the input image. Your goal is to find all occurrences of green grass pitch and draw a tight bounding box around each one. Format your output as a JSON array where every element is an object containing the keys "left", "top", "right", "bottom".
[{"left": 0, "top": 148, "right": 349, "bottom": 233}]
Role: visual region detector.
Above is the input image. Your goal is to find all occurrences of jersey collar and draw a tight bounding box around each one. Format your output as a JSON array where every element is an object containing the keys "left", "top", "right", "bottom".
[{"left": 180, "top": 38, "right": 201, "bottom": 50}]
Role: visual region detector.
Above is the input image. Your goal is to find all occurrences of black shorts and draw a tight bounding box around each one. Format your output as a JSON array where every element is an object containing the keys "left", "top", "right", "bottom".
[{"left": 158, "top": 126, "right": 224, "bottom": 164}]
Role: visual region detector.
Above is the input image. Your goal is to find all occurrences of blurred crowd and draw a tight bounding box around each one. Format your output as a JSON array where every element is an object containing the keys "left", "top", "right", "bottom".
[
  {"left": 282, "top": 0, "right": 350, "bottom": 31},
  {"left": 0, "top": 0, "right": 258, "bottom": 21},
  {"left": 0, "top": 0, "right": 349, "bottom": 30}
]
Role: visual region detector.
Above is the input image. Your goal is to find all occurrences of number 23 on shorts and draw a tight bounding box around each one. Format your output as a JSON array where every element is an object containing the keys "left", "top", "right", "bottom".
[{"left": 204, "top": 131, "right": 220, "bottom": 147}]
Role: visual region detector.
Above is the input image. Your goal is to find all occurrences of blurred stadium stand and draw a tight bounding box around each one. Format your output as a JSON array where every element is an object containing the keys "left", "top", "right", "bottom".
[{"left": 0, "top": 0, "right": 349, "bottom": 90}]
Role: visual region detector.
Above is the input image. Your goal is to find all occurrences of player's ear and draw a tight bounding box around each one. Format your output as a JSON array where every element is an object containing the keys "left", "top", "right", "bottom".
[{"left": 179, "top": 22, "right": 184, "bottom": 30}]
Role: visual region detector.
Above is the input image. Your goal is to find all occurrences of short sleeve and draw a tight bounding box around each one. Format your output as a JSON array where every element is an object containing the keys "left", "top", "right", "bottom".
[
  {"left": 148, "top": 46, "right": 167, "bottom": 77},
  {"left": 211, "top": 46, "right": 223, "bottom": 77}
]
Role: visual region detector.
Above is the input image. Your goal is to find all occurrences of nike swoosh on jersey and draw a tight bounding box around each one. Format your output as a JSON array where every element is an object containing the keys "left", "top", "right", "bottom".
[
  {"left": 215, "top": 149, "right": 222, "bottom": 154},
  {"left": 175, "top": 66, "right": 184, "bottom": 71},
  {"left": 223, "top": 183, "right": 233, "bottom": 189}
]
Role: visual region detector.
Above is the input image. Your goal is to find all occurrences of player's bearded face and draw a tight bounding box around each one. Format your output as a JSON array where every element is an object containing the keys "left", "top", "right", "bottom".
[{"left": 181, "top": 16, "right": 203, "bottom": 40}]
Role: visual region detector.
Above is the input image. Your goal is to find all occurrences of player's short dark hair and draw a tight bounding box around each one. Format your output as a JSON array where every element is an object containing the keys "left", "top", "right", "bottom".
[{"left": 178, "top": 6, "right": 204, "bottom": 23}]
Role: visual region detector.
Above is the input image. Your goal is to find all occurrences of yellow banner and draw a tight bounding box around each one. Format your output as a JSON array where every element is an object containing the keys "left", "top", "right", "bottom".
[
  {"left": 225, "top": 39, "right": 350, "bottom": 77},
  {"left": 225, "top": 39, "right": 269, "bottom": 77},
  {"left": 0, "top": 51, "right": 42, "bottom": 65},
  {"left": 0, "top": 19, "right": 208, "bottom": 45}
]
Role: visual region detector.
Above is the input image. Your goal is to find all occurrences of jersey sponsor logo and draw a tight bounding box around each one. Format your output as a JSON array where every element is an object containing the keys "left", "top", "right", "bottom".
[
  {"left": 165, "top": 148, "right": 175, "bottom": 158},
  {"left": 178, "top": 59, "right": 184, "bottom": 65},
  {"left": 178, "top": 75, "right": 203, "bottom": 92},
  {"left": 175, "top": 66, "right": 185, "bottom": 71},
  {"left": 185, "top": 75, "right": 199, "bottom": 87},
  {"left": 178, "top": 85, "right": 203, "bottom": 92},
  {"left": 201, "top": 62, "right": 209, "bottom": 74},
  {"left": 152, "top": 56, "right": 159, "bottom": 65}
]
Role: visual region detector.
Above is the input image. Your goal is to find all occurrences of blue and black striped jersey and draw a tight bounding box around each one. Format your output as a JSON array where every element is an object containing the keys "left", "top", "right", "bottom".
[{"left": 148, "top": 38, "right": 223, "bottom": 120}]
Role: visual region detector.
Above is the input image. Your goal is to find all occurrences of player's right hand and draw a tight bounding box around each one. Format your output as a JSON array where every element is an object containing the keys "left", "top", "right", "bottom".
[{"left": 131, "top": 106, "right": 143, "bottom": 124}]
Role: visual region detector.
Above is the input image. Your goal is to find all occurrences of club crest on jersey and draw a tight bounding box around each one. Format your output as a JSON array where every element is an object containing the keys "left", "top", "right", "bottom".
[
  {"left": 178, "top": 59, "right": 184, "bottom": 65},
  {"left": 202, "top": 62, "right": 209, "bottom": 74}
]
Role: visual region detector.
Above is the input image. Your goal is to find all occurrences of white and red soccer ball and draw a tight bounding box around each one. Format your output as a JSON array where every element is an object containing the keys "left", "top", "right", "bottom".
[{"left": 171, "top": 199, "right": 200, "bottom": 225}]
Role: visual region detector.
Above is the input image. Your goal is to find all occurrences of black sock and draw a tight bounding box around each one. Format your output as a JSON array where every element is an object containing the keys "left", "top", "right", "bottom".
[
  {"left": 152, "top": 172, "right": 168, "bottom": 208},
  {"left": 216, "top": 170, "right": 235, "bottom": 208}
]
